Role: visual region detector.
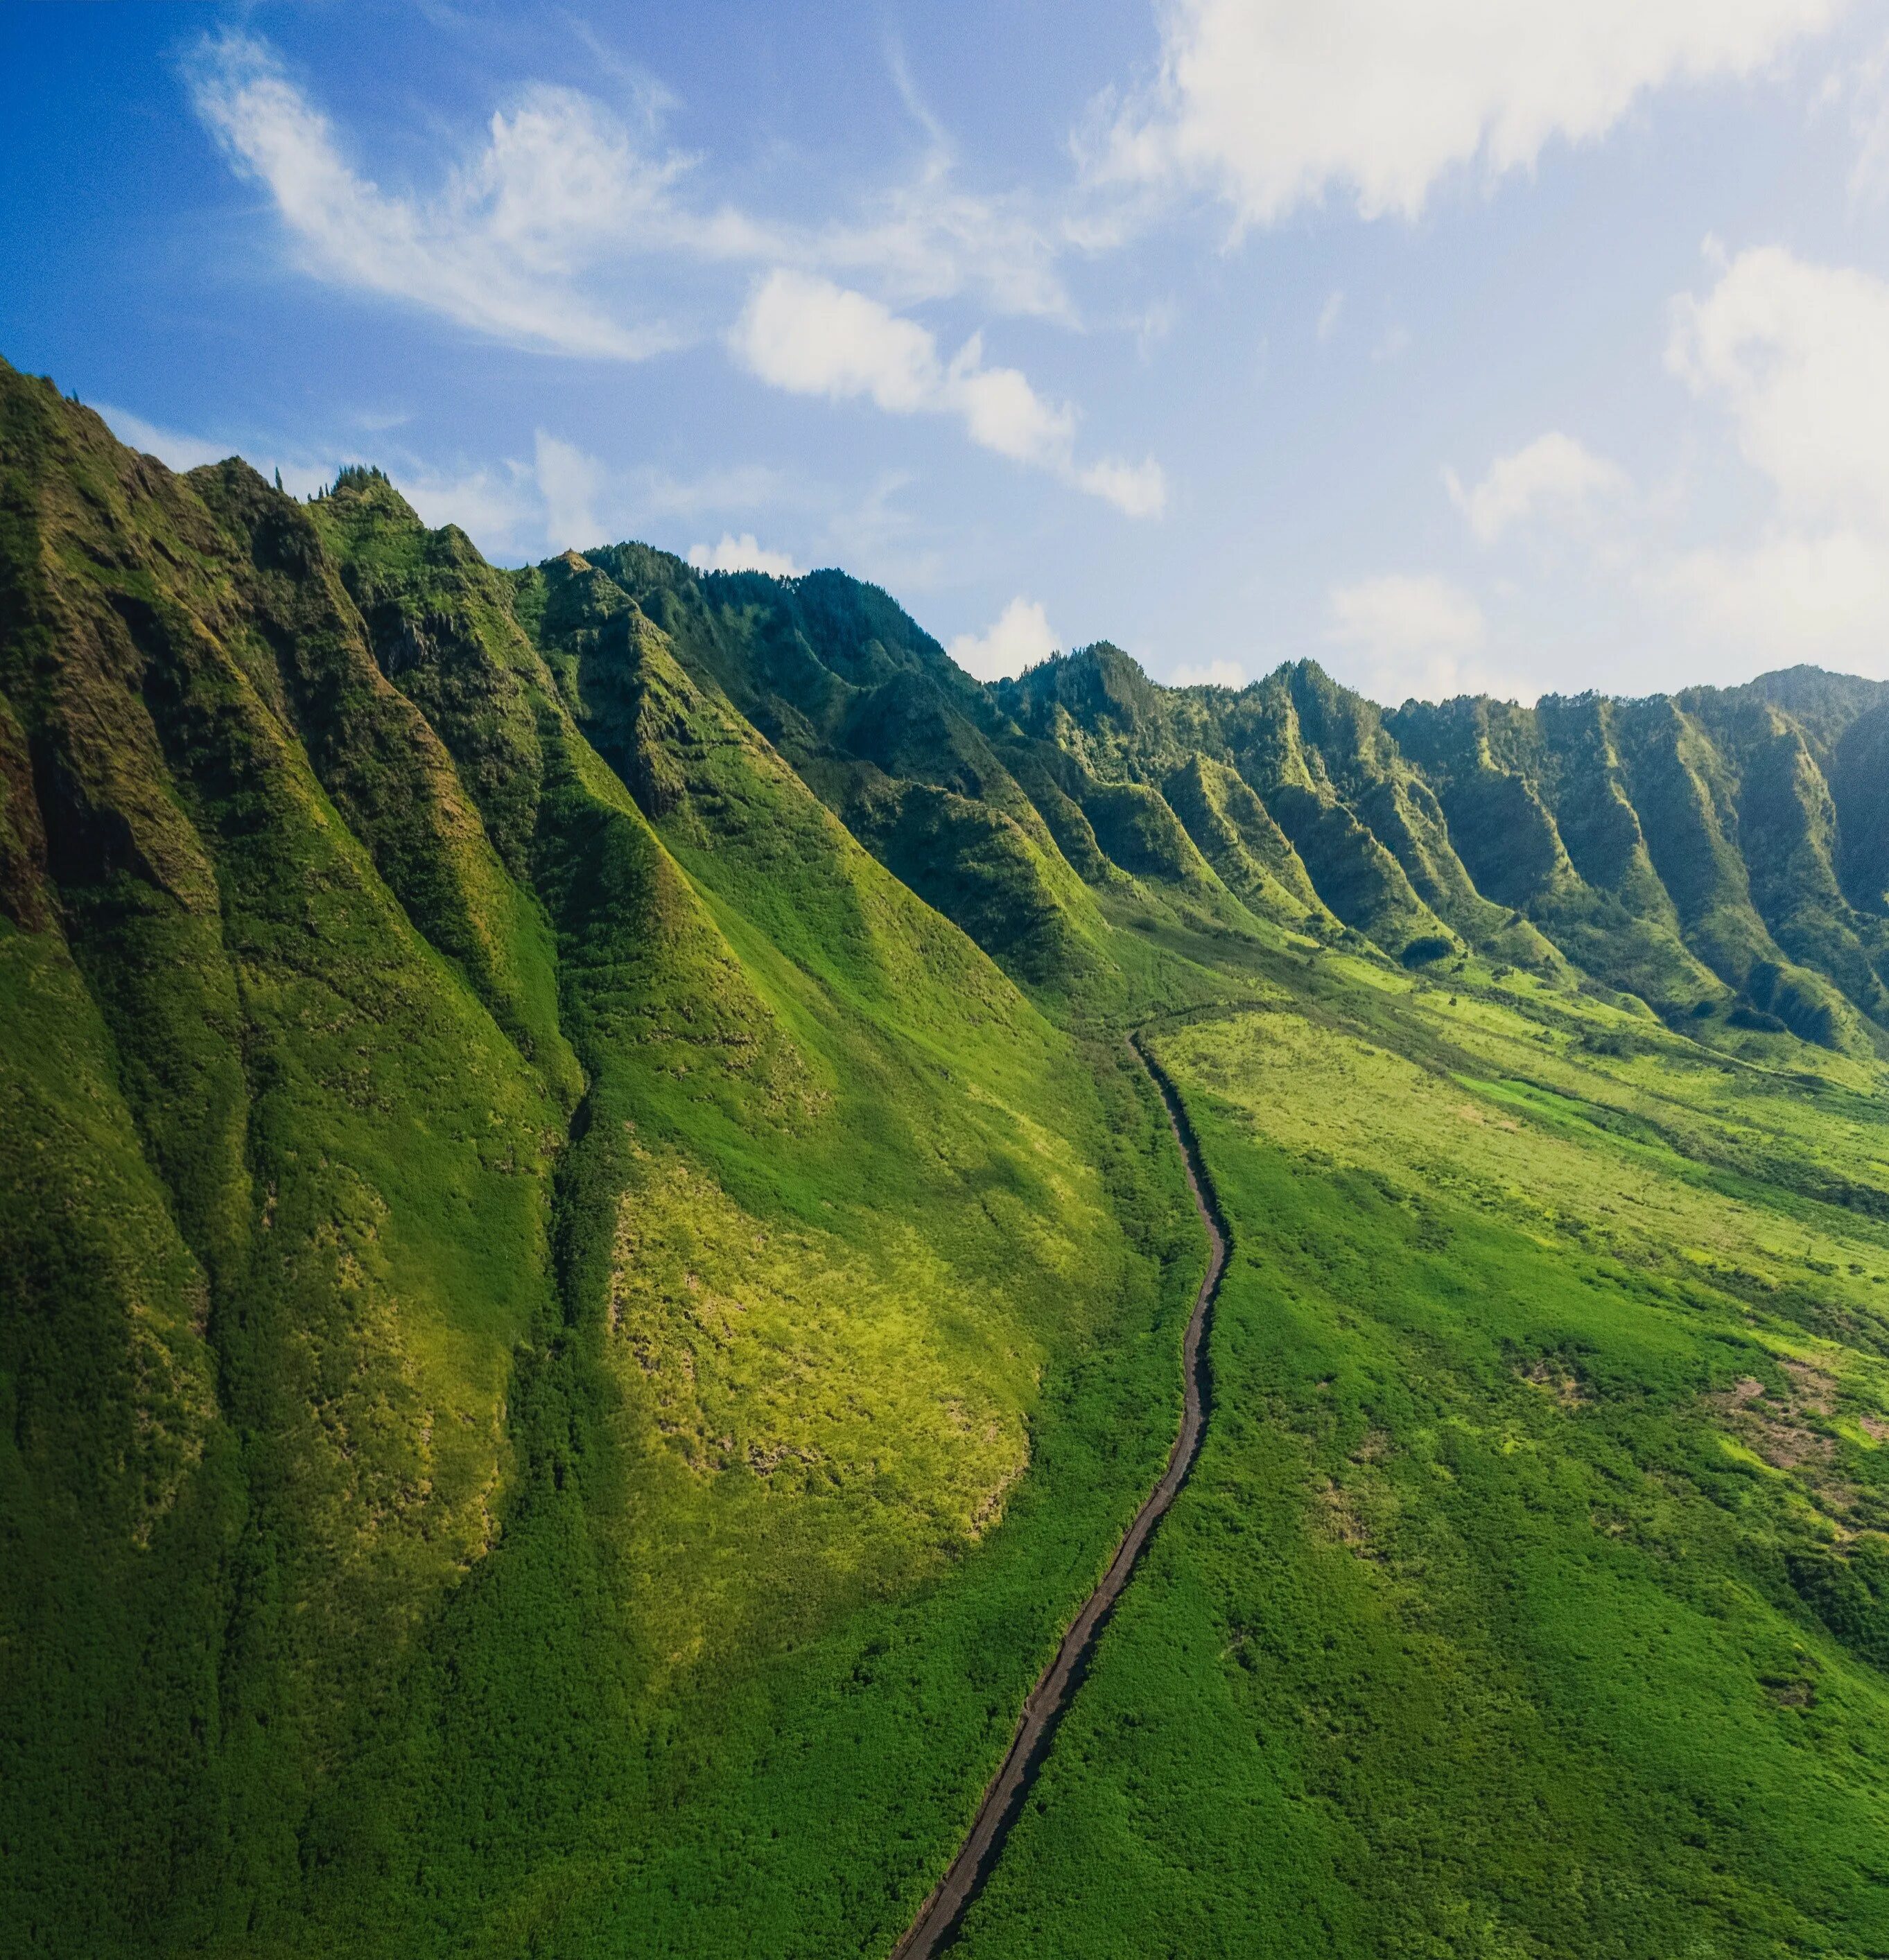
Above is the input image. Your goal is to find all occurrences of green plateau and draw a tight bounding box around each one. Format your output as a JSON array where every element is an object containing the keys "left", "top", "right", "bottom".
[{"left": 4, "top": 357, "right": 1889, "bottom": 1958}]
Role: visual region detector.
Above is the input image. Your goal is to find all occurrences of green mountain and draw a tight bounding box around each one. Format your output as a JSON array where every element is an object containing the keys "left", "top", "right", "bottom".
[{"left": 6, "top": 359, "right": 1889, "bottom": 1959}]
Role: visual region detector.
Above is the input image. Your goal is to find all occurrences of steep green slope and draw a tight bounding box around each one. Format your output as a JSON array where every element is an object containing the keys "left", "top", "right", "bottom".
[
  {"left": 0, "top": 372, "right": 565, "bottom": 1952},
  {"left": 584, "top": 546, "right": 1132, "bottom": 1001},
  {"left": 0, "top": 371, "right": 1199, "bottom": 1959},
  {"left": 1390, "top": 691, "right": 1722, "bottom": 1006},
  {"left": 10, "top": 353, "right": 1889, "bottom": 1960}
]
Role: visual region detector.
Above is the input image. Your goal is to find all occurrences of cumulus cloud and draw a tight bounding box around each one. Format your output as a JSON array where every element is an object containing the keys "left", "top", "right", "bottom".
[
  {"left": 1661, "top": 243, "right": 1889, "bottom": 668},
  {"left": 1170, "top": 658, "right": 1250, "bottom": 688},
  {"left": 688, "top": 532, "right": 800, "bottom": 576},
  {"left": 1326, "top": 572, "right": 1510, "bottom": 702},
  {"left": 949, "top": 596, "right": 1059, "bottom": 681},
  {"left": 1447, "top": 432, "right": 1628, "bottom": 544},
  {"left": 1668, "top": 243, "right": 1889, "bottom": 529},
  {"left": 1073, "top": 454, "right": 1169, "bottom": 518},
  {"left": 733, "top": 270, "right": 941, "bottom": 411},
  {"left": 1097, "top": 0, "right": 1843, "bottom": 225},
  {"left": 397, "top": 460, "right": 540, "bottom": 545},
  {"left": 731, "top": 270, "right": 1165, "bottom": 515},
  {"left": 533, "top": 430, "right": 611, "bottom": 548}
]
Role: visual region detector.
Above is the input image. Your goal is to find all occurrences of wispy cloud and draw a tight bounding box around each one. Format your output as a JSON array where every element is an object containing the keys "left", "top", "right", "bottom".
[
  {"left": 729, "top": 269, "right": 1165, "bottom": 516},
  {"left": 186, "top": 29, "right": 1080, "bottom": 357},
  {"left": 188, "top": 33, "right": 679, "bottom": 358},
  {"left": 183, "top": 32, "right": 1150, "bottom": 506},
  {"left": 1840, "top": 32, "right": 1889, "bottom": 204},
  {"left": 1657, "top": 240, "right": 1889, "bottom": 668}
]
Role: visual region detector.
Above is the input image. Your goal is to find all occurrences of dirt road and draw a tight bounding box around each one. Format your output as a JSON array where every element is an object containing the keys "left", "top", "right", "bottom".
[{"left": 889, "top": 1033, "right": 1228, "bottom": 1959}]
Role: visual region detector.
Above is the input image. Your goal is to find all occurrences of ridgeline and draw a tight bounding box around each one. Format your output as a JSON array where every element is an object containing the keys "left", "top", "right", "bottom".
[{"left": 6, "top": 359, "right": 1889, "bottom": 1958}]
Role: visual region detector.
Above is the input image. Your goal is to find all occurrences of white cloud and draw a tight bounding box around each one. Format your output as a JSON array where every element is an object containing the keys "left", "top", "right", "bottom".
[
  {"left": 1074, "top": 455, "right": 1169, "bottom": 518},
  {"left": 815, "top": 165, "right": 1072, "bottom": 322},
  {"left": 534, "top": 430, "right": 609, "bottom": 548},
  {"left": 948, "top": 335, "right": 1079, "bottom": 460},
  {"left": 1657, "top": 244, "right": 1889, "bottom": 670},
  {"left": 1845, "top": 35, "right": 1889, "bottom": 203},
  {"left": 1099, "top": 0, "right": 1843, "bottom": 225},
  {"left": 687, "top": 532, "right": 801, "bottom": 576},
  {"left": 1327, "top": 572, "right": 1508, "bottom": 702},
  {"left": 1668, "top": 244, "right": 1889, "bottom": 530},
  {"left": 184, "top": 36, "right": 1155, "bottom": 517},
  {"left": 189, "top": 35, "right": 677, "bottom": 358},
  {"left": 949, "top": 597, "right": 1059, "bottom": 681},
  {"left": 1316, "top": 290, "right": 1345, "bottom": 341},
  {"left": 733, "top": 270, "right": 943, "bottom": 412},
  {"left": 397, "top": 460, "right": 539, "bottom": 545},
  {"left": 1171, "top": 658, "right": 1249, "bottom": 688},
  {"left": 187, "top": 30, "right": 1077, "bottom": 371},
  {"left": 1447, "top": 432, "right": 1628, "bottom": 544},
  {"left": 730, "top": 270, "right": 1165, "bottom": 516},
  {"left": 1662, "top": 532, "right": 1889, "bottom": 664}
]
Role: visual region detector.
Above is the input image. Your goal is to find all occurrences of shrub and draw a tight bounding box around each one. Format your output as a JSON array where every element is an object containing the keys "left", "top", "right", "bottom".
[{"left": 1400, "top": 934, "right": 1454, "bottom": 969}]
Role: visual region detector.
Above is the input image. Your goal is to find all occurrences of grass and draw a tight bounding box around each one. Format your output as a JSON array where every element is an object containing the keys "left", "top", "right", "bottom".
[
  {"left": 957, "top": 965, "right": 1889, "bottom": 1959},
  {"left": 0, "top": 378, "right": 1205, "bottom": 1959},
  {"left": 10, "top": 360, "right": 1889, "bottom": 1958}
]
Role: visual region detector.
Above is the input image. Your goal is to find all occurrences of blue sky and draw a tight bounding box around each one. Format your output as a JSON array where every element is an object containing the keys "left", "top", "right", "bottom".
[{"left": 7, "top": 1, "right": 1889, "bottom": 702}]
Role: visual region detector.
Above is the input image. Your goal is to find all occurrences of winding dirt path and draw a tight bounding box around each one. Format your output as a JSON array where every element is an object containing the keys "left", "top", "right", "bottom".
[{"left": 889, "top": 1033, "right": 1228, "bottom": 1959}]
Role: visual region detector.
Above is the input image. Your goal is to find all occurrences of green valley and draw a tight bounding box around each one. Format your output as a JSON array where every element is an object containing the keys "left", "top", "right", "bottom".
[{"left": 6, "top": 358, "right": 1889, "bottom": 1958}]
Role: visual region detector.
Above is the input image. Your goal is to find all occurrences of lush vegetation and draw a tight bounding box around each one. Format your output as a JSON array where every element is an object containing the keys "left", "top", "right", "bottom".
[
  {"left": 6, "top": 351, "right": 1889, "bottom": 1957},
  {"left": 959, "top": 959, "right": 1889, "bottom": 1957},
  {"left": 0, "top": 370, "right": 1201, "bottom": 1957}
]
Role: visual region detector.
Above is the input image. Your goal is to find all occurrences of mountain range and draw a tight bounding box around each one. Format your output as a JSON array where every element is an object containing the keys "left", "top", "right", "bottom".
[{"left": 6, "top": 358, "right": 1889, "bottom": 1959}]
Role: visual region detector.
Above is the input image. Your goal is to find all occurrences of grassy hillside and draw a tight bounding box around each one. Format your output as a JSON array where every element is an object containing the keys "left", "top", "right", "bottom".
[
  {"left": 0, "top": 369, "right": 1201, "bottom": 1958},
  {"left": 957, "top": 953, "right": 1889, "bottom": 1958},
  {"left": 8, "top": 353, "right": 1889, "bottom": 1959}
]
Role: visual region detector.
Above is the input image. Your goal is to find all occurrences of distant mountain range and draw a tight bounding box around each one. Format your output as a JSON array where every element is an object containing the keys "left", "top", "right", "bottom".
[{"left": 573, "top": 511, "right": 1889, "bottom": 1056}]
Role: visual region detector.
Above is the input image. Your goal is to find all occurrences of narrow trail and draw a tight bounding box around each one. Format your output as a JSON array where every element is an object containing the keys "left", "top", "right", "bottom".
[{"left": 889, "top": 1032, "right": 1228, "bottom": 1959}]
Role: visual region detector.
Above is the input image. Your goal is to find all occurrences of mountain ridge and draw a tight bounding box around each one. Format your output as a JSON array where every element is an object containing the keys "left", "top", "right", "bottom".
[
  {"left": 604, "top": 534, "right": 1889, "bottom": 1053},
  {"left": 9, "top": 358, "right": 1889, "bottom": 1958}
]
